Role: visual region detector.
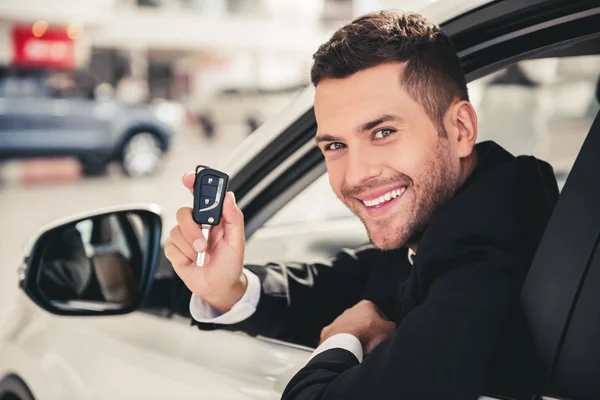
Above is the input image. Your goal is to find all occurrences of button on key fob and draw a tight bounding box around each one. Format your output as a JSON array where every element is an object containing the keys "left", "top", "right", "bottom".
[{"left": 193, "top": 165, "right": 229, "bottom": 226}]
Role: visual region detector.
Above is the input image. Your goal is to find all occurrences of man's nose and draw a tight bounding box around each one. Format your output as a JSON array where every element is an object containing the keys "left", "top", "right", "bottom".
[{"left": 344, "top": 147, "right": 383, "bottom": 187}]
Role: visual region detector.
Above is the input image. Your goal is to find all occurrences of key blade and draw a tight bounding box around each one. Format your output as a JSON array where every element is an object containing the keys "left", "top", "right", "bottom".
[{"left": 196, "top": 225, "right": 211, "bottom": 267}]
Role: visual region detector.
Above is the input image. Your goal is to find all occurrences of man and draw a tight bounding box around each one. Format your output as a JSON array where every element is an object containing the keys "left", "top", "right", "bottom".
[{"left": 164, "top": 10, "right": 559, "bottom": 400}]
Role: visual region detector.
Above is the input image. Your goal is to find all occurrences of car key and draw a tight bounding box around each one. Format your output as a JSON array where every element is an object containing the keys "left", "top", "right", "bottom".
[{"left": 192, "top": 165, "right": 229, "bottom": 266}]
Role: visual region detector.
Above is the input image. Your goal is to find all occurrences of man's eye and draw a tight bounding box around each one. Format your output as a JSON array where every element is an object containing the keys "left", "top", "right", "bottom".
[
  {"left": 373, "top": 129, "right": 395, "bottom": 139},
  {"left": 326, "top": 142, "right": 346, "bottom": 151}
]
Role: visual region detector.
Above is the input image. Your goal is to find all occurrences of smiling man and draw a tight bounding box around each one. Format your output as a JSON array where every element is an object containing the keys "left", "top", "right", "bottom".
[
  {"left": 165, "top": 10, "right": 559, "bottom": 400},
  {"left": 313, "top": 60, "right": 475, "bottom": 252}
]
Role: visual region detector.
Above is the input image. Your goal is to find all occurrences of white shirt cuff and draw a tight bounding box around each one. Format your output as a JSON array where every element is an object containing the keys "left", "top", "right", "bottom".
[
  {"left": 308, "top": 333, "right": 363, "bottom": 363},
  {"left": 189, "top": 268, "right": 261, "bottom": 325}
]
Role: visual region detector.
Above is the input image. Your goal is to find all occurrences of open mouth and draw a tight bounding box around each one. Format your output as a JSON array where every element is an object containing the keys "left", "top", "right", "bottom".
[{"left": 361, "top": 187, "right": 407, "bottom": 208}]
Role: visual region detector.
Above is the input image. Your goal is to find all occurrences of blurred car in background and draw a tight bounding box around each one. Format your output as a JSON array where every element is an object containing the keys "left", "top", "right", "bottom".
[
  {"left": 0, "top": 73, "right": 176, "bottom": 178},
  {"left": 198, "top": 83, "right": 307, "bottom": 137}
]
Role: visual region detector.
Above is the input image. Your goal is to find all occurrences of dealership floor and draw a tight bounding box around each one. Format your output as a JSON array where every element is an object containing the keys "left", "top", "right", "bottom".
[{"left": 0, "top": 125, "right": 249, "bottom": 323}]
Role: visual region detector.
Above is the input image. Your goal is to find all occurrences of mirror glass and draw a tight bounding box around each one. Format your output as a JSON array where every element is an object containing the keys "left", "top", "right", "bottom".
[{"left": 36, "top": 212, "right": 146, "bottom": 312}]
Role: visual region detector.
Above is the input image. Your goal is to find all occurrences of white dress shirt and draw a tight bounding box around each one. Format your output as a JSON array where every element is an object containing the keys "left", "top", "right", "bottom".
[
  {"left": 190, "top": 249, "right": 416, "bottom": 363},
  {"left": 189, "top": 268, "right": 261, "bottom": 324}
]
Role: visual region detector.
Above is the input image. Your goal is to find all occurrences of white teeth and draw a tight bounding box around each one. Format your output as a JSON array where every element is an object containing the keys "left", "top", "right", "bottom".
[{"left": 362, "top": 187, "right": 406, "bottom": 207}]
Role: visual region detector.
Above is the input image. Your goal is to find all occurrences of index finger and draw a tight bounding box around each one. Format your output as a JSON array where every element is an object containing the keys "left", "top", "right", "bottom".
[
  {"left": 182, "top": 171, "right": 195, "bottom": 193},
  {"left": 176, "top": 207, "right": 205, "bottom": 251}
]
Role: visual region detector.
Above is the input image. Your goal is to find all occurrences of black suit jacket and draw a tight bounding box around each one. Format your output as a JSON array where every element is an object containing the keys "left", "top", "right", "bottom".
[{"left": 181, "top": 141, "right": 558, "bottom": 400}]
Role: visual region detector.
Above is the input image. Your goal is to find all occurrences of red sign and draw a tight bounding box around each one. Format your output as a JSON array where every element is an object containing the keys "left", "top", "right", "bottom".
[{"left": 12, "top": 25, "right": 75, "bottom": 69}]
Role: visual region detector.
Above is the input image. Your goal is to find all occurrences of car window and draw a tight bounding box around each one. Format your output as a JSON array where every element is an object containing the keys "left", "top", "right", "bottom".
[
  {"left": 0, "top": 69, "right": 94, "bottom": 99},
  {"left": 470, "top": 55, "right": 600, "bottom": 189},
  {"left": 0, "top": 75, "right": 47, "bottom": 98},
  {"left": 246, "top": 55, "right": 599, "bottom": 266},
  {"left": 264, "top": 173, "right": 355, "bottom": 227},
  {"left": 245, "top": 173, "right": 368, "bottom": 264}
]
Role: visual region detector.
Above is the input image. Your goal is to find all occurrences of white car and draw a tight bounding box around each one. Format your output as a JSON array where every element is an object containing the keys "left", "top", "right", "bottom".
[{"left": 2, "top": 0, "right": 600, "bottom": 399}]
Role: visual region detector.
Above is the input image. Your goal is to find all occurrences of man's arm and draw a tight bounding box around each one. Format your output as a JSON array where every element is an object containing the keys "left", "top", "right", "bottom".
[
  {"left": 282, "top": 246, "right": 515, "bottom": 400},
  {"left": 192, "top": 245, "right": 406, "bottom": 348}
]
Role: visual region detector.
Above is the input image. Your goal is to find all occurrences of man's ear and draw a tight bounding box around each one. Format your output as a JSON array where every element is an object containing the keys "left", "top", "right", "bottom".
[{"left": 447, "top": 100, "right": 478, "bottom": 159}]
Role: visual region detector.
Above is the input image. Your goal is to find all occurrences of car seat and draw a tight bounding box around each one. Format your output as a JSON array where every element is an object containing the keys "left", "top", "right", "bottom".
[{"left": 520, "top": 108, "right": 600, "bottom": 399}]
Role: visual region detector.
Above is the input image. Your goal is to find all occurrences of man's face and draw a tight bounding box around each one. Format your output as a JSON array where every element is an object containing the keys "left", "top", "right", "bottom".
[{"left": 314, "top": 63, "right": 462, "bottom": 250}]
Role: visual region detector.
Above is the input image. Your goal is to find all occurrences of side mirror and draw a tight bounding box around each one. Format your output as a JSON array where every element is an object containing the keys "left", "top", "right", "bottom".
[{"left": 19, "top": 204, "right": 162, "bottom": 316}]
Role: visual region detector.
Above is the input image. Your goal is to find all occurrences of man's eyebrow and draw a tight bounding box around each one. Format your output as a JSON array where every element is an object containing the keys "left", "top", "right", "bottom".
[
  {"left": 314, "top": 114, "right": 403, "bottom": 144},
  {"left": 360, "top": 114, "right": 402, "bottom": 133},
  {"left": 314, "top": 134, "right": 340, "bottom": 144}
]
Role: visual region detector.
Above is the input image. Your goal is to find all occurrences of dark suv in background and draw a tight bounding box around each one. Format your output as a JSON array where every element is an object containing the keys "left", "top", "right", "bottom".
[{"left": 0, "top": 72, "right": 174, "bottom": 177}]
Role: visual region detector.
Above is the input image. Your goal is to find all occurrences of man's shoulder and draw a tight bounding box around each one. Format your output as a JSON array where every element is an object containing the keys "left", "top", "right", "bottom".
[
  {"left": 469, "top": 153, "right": 559, "bottom": 220},
  {"left": 473, "top": 142, "right": 558, "bottom": 200},
  {"left": 417, "top": 150, "right": 559, "bottom": 268},
  {"left": 452, "top": 149, "right": 557, "bottom": 221}
]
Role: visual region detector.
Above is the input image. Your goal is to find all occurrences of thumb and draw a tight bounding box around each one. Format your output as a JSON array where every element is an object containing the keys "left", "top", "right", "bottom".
[{"left": 221, "top": 191, "right": 245, "bottom": 248}]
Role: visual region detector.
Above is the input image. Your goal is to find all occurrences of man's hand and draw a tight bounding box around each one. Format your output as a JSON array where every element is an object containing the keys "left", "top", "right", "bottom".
[
  {"left": 320, "top": 300, "right": 396, "bottom": 355},
  {"left": 164, "top": 172, "right": 247, "bottom": 314}
]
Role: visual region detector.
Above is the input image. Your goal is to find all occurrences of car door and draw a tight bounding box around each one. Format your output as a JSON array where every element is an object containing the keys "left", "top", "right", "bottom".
[
  {"left": 52, "top": 97, "right": 113, "bottom": 153},
  {"left": 0, "top": 75, "right": 62, "bottom": 157}
]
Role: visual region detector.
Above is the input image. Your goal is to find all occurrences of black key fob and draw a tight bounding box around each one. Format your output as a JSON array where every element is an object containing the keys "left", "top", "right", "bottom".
[{"left": 192, "top": 165, "right": 229, "bottom": 226}]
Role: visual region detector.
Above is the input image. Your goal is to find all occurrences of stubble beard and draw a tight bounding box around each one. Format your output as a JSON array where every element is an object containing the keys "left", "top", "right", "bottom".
[{"left": 357, "top": 138, "right": 460, "bottom": 250}]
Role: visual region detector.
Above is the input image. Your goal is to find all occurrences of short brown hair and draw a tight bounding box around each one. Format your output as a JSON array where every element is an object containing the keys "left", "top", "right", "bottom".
[{"left": 311, "top": 10, "right": 468, "bottom": 135}]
